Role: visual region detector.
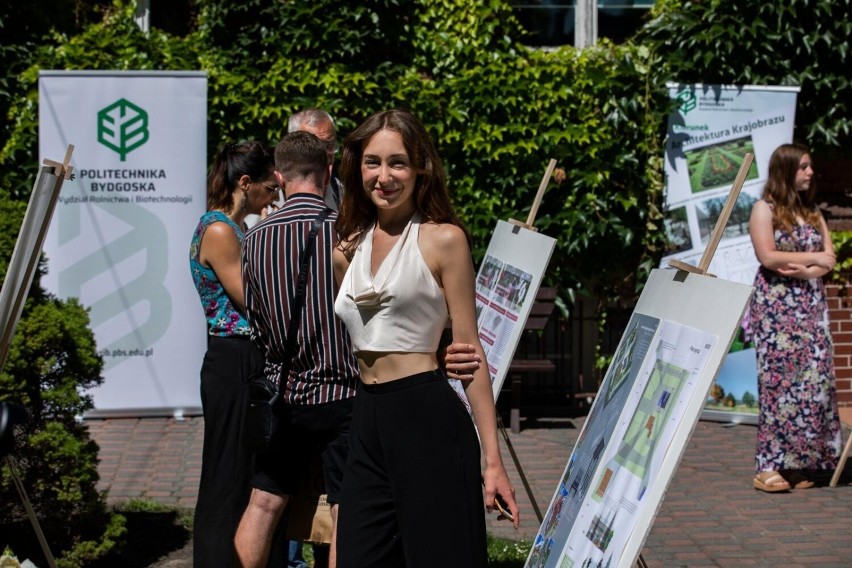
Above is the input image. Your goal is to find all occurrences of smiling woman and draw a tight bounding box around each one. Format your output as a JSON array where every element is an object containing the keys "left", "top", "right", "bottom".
[{"left": 332, "top": 109, "right": 519, "bottom": 568}]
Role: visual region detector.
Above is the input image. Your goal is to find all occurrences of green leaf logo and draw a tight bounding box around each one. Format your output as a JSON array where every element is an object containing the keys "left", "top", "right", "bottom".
[
  {"left": 677, "top": 91, "right": 697, "bottom": 114},
  {"left": 97, "top": 98, "right": 150, "bottom": 161}
]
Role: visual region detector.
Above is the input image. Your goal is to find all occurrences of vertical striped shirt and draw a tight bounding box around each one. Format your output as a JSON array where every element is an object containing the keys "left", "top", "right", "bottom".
[{"left": 242, "top": 193, "right": 359, "bottom": 405}]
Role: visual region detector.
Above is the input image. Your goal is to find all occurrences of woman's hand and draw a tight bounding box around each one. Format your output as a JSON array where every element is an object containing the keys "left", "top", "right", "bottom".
[
  {"left": 483, "top": 464, "right": 520, "bottom": 529},
  {"left": 442, "top": 342, "right": 481, "bottom": 381},
  {"left": 812, "top": 251, "right": 837, "bottom": 271}
]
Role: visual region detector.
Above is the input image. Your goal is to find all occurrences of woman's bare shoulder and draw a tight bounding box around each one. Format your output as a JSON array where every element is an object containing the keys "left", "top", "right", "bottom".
[
  {"left": 420, "top": 221, "right": 467, "bottom": 250},
  {"left": 750, "top": 199, "right": 773, "bottom": 219},
  {"left": 202, "top": 220, "right": 240, "bottom": 245}
]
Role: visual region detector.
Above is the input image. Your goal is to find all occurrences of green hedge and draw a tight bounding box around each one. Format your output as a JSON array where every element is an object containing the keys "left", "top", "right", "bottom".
[
  {"left": 640, "top": 0, "right": 852, "bottom": 151},
  {"left": 0, "top": 1, "right": 849, "bottom": 562}
]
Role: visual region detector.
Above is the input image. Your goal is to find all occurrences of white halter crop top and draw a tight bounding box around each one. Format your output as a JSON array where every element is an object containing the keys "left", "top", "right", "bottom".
[{"left": 334, "top": 214, "right": 449, "bottom": 353}]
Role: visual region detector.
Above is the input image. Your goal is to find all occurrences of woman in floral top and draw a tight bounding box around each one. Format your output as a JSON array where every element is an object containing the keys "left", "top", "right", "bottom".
[
  {"left": 749, "top": 143, "right": 841, "bottom": 492},
  {"left": 189, "top": 141, "right": 278, "bottom": 564}
]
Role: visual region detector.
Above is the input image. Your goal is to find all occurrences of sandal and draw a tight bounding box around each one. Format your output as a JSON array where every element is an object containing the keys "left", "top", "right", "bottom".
[
  {"left": 753, "top": 471, "right": 791, "bottom": 493},
  {"left": 783, "top": 470, "right": 815, "bottom": 490}
]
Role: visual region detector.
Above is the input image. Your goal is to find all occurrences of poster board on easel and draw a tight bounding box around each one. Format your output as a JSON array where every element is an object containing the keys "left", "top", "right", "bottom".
[
  {"left": 525, "top": 157, "right": 756, "bottom": 568},
  {"left": 474, "top": 221, "right": 556, "bottom": 399},
  {"left": 464, "top": 159, "right": 558, "bottom": 401}
]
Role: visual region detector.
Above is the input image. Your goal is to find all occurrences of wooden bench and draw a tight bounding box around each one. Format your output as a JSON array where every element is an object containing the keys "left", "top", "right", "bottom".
[{"left": 506, "top": 287, "right": 558, "bottom": 433}]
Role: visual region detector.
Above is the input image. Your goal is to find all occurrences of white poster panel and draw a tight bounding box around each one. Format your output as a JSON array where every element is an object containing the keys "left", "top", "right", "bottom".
[
  {"left": 661, "top": 84, "right": 799, "bottom": 284},
  {"left": 526, "top": 268, "right": 752, "bottom": 568},
  {"left": 465, "top": 221, "right": 556, "bottom": 402},
  {"left": 39, "top": 71, "right": 207, "bottom": 416}
]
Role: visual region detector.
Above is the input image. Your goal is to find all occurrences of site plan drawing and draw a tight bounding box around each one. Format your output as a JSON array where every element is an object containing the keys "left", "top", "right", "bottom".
[{"left": 527, "top": 317, "right": 717, "bottom": 568}]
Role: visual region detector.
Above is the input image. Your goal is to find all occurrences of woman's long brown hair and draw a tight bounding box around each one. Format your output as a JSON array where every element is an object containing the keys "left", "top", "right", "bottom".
[
  {"left": 336, "top": 109, "right": 470, "bottom": 256},
  {"left": 762, "top": 143, "right": 821, "bottom": 234}
]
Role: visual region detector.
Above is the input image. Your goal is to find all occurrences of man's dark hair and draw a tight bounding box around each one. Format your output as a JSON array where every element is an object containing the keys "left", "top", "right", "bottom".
[{"left": 274, "top": 131, "right": 328, "bottom": 187}]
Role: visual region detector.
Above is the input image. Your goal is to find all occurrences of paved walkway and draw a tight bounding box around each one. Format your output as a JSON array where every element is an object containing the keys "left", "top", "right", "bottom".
[{"left": 87, "top": 415, "right": 852, "bottom": 567}]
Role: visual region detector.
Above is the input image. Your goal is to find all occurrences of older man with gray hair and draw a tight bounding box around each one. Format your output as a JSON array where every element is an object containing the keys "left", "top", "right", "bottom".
[{"left": 288, "top": 109, "right": 343, "bottom": 211}]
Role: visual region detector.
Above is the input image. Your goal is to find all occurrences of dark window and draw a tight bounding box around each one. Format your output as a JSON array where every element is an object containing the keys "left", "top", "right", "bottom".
[
  {"left": 512, "top": 1, "right": 655, "bottom": 47},
  {"left": 150, "top": 0, "right": 196, "bottom": 36}
]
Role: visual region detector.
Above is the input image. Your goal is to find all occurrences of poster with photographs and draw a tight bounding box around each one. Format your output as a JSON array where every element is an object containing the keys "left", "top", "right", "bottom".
[{"left": 468, "top": 221, "right": 555, "bottom": 401}]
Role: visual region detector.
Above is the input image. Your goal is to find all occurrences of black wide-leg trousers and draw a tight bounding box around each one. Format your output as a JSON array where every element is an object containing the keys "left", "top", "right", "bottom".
[
  {"left": 337, "top": 370, "right": 487, "bottom": 568},
  {"left": 193, "top": 336, "right": 263, "bottom": 567}
]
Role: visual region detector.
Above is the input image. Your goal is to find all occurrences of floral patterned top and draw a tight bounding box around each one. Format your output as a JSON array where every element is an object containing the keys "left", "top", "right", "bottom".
[{"left": 190, "top": 211, "right": 251, "bottom": 337}]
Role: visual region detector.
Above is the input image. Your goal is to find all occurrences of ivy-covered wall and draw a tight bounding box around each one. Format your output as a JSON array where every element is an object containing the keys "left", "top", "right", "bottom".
[
  {"left": 1, "top": 1, "right": 669, "bottom": 303},
  {"left": 0, "top": 1, "right": 850, "bottom": 562}
]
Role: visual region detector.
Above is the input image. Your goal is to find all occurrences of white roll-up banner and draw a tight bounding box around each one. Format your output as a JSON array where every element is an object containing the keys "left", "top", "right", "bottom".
[
  {"left": 39, "top": 71, "right": 207, "bottom": 417},
  {"left": 661, "top": 84, "right": 800, "bottom": 284}
]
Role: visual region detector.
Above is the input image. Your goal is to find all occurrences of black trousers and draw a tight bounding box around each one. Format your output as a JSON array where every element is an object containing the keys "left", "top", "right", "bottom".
[
  {"left": 193, "top": 336, "right": 263, "bottom": 567},
  {"left": 337, "top": 370, "right": 487, "bottom": 568}
]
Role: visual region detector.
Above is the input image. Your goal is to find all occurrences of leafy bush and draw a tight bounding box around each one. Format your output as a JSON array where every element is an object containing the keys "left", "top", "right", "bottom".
[
  {"left": 639, "top": 0, "right": 852, "bottom": 151},
  {"left": 0, "top": 2, "right": 848, "bottom": 562}
]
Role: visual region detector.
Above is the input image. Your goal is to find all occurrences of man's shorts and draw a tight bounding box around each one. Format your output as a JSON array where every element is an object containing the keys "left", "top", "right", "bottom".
[{"left": 251, "top": 396, "right": 353, "bottom": 504}]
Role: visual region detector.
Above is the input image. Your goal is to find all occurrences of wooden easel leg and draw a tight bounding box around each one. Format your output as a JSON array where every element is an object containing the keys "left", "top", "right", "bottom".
[
  {"left": 496, "top": 413, "right": 543, "bottom": 524},
  {"left": 830, "top": 430, "right": 852, "bottom": 487},
  {"left": 636, "top": 553, "right": 649, "bottom": 568}
]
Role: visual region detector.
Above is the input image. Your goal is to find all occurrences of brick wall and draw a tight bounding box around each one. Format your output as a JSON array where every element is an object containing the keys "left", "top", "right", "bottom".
[{"left": 828, "top": 280, "right": 852, "bottom": 407}]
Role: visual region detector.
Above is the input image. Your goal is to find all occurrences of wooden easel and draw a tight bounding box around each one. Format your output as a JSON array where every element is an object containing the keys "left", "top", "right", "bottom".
[
  {"left": 628, "top": 153, "right": 753, "bottom": 568},
  {"left": 1, "top": 145, "right": 74, "bottom": 568},
  {"left": 668, "top": 153, "right": 755, "bottom": 275},
  {"left": 491, "top": 159, "right": 559, "bottom": 525},
  {"left": 509, "top": 158, "right": 557, "bottom": 231},
  {"left": 506, "top": 156, "right": 756, "bottom": 567}
]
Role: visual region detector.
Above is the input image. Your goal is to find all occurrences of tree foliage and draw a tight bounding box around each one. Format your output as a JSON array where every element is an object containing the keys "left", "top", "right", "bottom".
[
  {"left": 639, "top": 0, "right": 852, "bottom": 151},
  {"left": 0, "top": 1, "right": 849, "bottom": 562}
]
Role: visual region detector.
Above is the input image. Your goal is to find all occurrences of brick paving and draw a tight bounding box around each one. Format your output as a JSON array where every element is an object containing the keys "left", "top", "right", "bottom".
[{"left": 86, "top": 415, "right": 852, "bottom": 566}]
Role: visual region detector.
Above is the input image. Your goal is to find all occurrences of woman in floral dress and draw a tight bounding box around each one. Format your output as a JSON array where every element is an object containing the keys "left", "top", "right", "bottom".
[{"left": 749, "top": 143, "right": 842, "bottom": 492}]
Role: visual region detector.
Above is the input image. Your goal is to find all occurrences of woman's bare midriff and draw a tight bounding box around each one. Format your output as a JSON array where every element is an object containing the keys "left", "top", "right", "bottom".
[{"left": 357, "top": 351, "right": 439, "bottom": 384}]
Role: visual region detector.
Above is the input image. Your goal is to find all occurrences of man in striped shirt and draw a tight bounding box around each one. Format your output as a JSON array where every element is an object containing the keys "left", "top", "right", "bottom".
[{"left": 236, "top": 131, "right": 356, "bottom": 567}]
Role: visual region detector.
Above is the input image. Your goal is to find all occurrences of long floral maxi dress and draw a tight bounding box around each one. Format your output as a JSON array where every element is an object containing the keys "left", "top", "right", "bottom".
[{"left": 750, "top": 222, "right": 842, "bottom": 473}]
